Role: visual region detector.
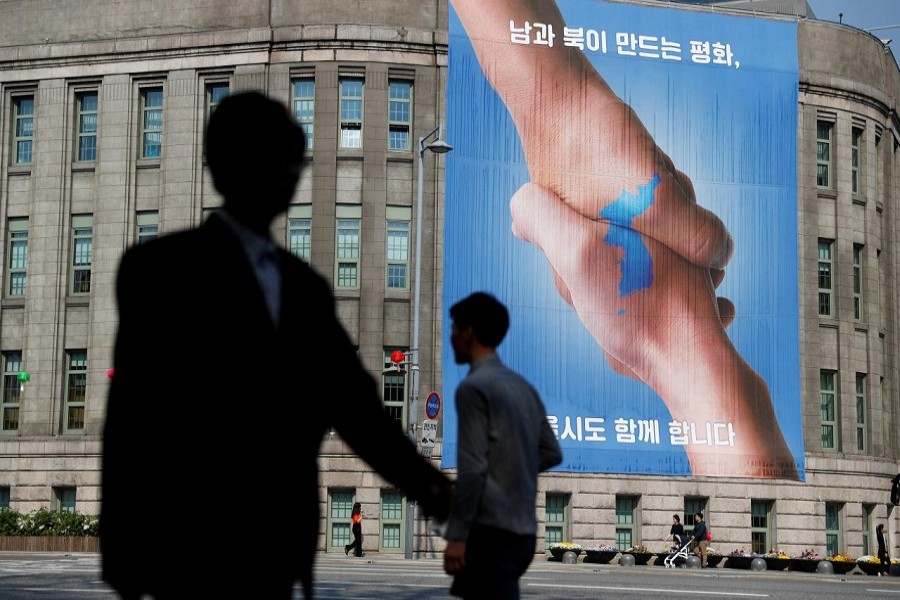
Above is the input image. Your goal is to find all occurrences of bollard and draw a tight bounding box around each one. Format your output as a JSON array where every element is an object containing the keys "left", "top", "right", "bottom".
[
  {"left": 619, "top": 553, "right": 636, "bottom": 567},
  {"left": 816, "top": 560, "right": 834, "bottom": 574},
  {"left": 562, "top": 551, "right": 578, "bottom": 565},
  {"left": 750, "top": 557, "right": 767, "bottom": 571},
  {"left": 686, "top": 555, "right": 701, "bottom": 569}
]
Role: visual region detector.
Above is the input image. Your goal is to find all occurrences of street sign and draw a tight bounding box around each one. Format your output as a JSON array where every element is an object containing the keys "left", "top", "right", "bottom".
[
  {"left": 425, "top": 391, "right": 441, "bottom": 420},
  {"left": 420, "top": 420, "right": 437, "bottom": 457}
]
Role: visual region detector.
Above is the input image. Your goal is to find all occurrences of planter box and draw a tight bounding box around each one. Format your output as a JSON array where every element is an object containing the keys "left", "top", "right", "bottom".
[
  {"left": 624, "top": 552, "right": 653, "bottom": 565},
  {"left": 549, "top": 547, "right": 582, "bottom": 561},
  {"left": 789, "top": 558, "right": 821, "bottom": 572},
  {"left": 706, "top": 554, "right": 724, "bottom": 567},
  {"left": 725, "top": 555, "right": 753, "bottom": 569},
  {"left": 857, "top": 561, "right": 886, "bottom": 576},
  {"left": 828, "top": 560, "right": 857, "bottom": 575},
  {"left": 0, "top": 536, "right": 100, "bottom": 552},
  {"left": 583, "top": 550, "right": 618, "bottom": 564},
  {"left": 763, "top": 557, "right": 791, "bottom": 571}
]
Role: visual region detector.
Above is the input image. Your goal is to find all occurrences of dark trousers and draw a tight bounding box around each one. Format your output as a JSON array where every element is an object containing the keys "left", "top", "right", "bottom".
[
  {"left": 450, "top": 524, "right": 536, "bottom": 600},
  {"left": 345, "top": 524, "right": 363, "bottom": 557},
  {"left": 879, "top": 549, "right": 890, "bottom": 574}
]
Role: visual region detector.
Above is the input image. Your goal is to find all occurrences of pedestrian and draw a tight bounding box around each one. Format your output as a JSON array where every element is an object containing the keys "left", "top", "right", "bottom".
[
  {"left": 877, "top": 523, "right": 890, "bottom": 576},
  {"left": 99, "top": 91, "right": 452, "bottom": 600},
  {"left": 345, "top": 502, "right": 364, "bottom": 557},
  {"left": 665, "top": 514, "right": 686, "bottom": 550},
  {"left": 692, "top": 512, "right": 709, "bottom": 568},
  {"left": 442, "top": 292, "right": 563, "bottom": 599}
]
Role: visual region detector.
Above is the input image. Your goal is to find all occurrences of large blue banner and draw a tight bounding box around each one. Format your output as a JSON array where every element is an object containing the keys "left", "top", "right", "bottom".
[{"left": 443, "top": 0, "right": 804, "bottom": 479}]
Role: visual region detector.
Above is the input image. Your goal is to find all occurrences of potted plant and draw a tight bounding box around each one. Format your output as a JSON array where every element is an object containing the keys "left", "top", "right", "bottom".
[{"left": 548, "top": 542, "right": 583, "bottom": 561}]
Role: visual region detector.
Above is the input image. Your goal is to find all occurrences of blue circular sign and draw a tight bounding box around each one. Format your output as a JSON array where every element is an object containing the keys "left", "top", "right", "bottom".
[{"left": 425, "top": 392, "right": 441, "bottom": 420}]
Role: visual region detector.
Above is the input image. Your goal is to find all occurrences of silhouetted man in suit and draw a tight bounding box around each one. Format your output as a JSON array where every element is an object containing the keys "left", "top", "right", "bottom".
[{"left": 100, "top": 91, "right": 452, "bottom": 599}]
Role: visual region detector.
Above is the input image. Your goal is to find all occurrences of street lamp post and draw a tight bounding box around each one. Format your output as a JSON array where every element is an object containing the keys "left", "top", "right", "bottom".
[{"left": 404, "top": 124, "right": 452, "bottom": 560}]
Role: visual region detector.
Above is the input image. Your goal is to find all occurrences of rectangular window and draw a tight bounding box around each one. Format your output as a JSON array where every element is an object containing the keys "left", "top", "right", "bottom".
[
  {"left": 875, "top": 131, "right": 882, "bottom": 202},
  {"left": 140, "top": 87, "right": 163, "bottom": 159},
  {"left": 53, "top": 487, "right": 76, "bottom": 513},
  {"left": 853, "top": 244, "right": 863, "bottom": 320},
  {"left": 388, "top": 80, "right": 412, "bottom": 151},
  {"left": 0, "top": 486, "right": 9, "bottom": 509},
  {"left": 820, "top": 370, "right": 839, "bottom": 450},
  {"left": 380, "top": 490, "right": 403, "bottom": 552},
  {"left": 683, "top": 497, "right": 708, "bottom": 540},
  {"left": 751, "top": 500, "right": 773, "bottom": 554},
  {"left": 136, "top": 211, "right": 159, "bottom": 245},
  {"left": 825, "top": 502, "right": 843, "bottom": 556},
  {"left": 292, "top": 77, "right": 315, "bottom": 150},
  {"left": 820, "top": 370, "right": 837, "bottom": 450},
  {"left": 328, "top": 489, "right": 354, "bottom": 551},
  {"left": 545, "top": 493, "right": 569, "bottom": 547},
  {"left": 335, "top": 205, "right": 361, "bottom": 288},
  {"left": 615, "top": 495, "right": 639, "bottom": 550},
  {"left": 386, "top": 207, "right": 411, "bottom": 289},
  {"left": 818, "top": 239, "right": 833, "bottom": 317},
  {"left": 856, "top": 373, "right": 867, "bottom": 453},
  {"left": 382, "top": 349, "right": 407, "bottom": 433},
  {"left": 817, "top": 120, "right": 833, "bottom": 188},
  {"left": 287, "top": 205, "right": 312, "bottom": 262},
  {"left": 64, "top": 350, "right": 87, "bottom": 432},
  {"left": 206, "top": 82, "right": 229, "bottom": 121},
  {"left": 70, "top": 215, "right": 93, "bottom": 294},
  {"left": 862, "top": 504, "right": 875, "bottom": 556},
  {"left": 13, "top": 96, "right": 35, "bottom": 165},
  {"left": 1, "top": 351, "right": 22, "bottom": 433},
  {"left": 75, "top": 92, "right": 98, "bottom": 162},
  {"left": 339, "top": 76, "right": 364, "bottom": 149},
  {"left": 7, "top": 218, "right": 28, "bottom": 298},
  {"left": 851, "top": 127, "right": 863, "bottom": 195}
]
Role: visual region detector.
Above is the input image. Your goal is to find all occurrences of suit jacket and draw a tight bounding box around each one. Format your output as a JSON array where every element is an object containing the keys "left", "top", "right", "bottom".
[{"left": 100, "top": 213, "right": 449, "bottom": 598}]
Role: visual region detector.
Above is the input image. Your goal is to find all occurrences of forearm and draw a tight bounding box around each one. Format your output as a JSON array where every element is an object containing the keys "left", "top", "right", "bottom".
[{"left": 649, "top": 328, "right": 798, "bottom": 479}]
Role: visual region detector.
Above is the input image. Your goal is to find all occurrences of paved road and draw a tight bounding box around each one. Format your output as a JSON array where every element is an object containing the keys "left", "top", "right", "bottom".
[{"left": 0, "top": 553, "right": 899, "bottom": 599}]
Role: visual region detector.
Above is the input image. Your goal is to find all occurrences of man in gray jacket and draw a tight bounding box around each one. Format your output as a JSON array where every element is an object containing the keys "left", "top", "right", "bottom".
[{"left": 443, "top": 292, "right": 563, "bottom": 599}]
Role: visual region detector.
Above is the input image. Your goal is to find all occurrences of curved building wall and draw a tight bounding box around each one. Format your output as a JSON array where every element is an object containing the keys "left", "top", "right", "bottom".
[{"left": 0, "top": 0, "right": 895, "bottom": 560}]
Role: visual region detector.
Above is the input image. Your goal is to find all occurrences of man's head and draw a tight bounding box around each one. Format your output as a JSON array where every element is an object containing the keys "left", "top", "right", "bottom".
[
  {"left": 205, "top": 91, "right": 306, "bottom": 234},
  {"left": 449, "top": 292, "right": 509, "bottom": 364},
  {"left": 877, "top": 523, "right": 884, "bottom": 533},
  {"left": 672, "top": 514, "right": 680, "bottom": 523},
  {"left": 695, "top": 512, "right": 703, "bottom": 522}
]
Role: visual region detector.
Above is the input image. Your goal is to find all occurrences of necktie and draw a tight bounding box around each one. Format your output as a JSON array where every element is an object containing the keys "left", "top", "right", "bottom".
[{"left": 256, "top": 246, "right": 281, "bottom": 327}]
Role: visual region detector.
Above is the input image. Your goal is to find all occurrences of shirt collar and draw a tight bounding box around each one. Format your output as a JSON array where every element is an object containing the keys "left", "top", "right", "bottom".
[{"left": 216, "top": 209, "right": 278, "bottom": 263}]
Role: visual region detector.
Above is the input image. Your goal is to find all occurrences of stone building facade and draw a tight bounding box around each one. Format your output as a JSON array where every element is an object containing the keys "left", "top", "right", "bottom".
[{"left": 0, "top": 0, "right": 897, "bottom": 559}]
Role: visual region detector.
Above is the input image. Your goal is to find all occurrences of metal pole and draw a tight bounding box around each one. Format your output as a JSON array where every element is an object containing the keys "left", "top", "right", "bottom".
[{"left": 405, "top": 125, "right": 439, "bottom": 559}]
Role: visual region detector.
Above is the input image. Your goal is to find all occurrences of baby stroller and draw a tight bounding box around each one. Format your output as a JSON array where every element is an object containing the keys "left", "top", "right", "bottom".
[{"left": 664, "top": 535, "right": 692, "bottom": 568}]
